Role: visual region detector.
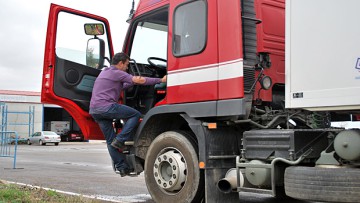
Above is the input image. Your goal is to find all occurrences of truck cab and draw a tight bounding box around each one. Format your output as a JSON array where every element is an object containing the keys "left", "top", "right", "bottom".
[{"left": 42, "top": 0, "right": 360, "bottom": 202}]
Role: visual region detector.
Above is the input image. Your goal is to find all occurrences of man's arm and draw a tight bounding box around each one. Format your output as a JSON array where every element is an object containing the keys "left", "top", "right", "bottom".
[
  {"left": 132, "top": 76, "right": 146, "bottom": 84},
  {"left": 132, "top": 75, "right": 166, "bottom": 85},
  {"left": 123, "top": 82, "right": 134, "bottom": 90}
]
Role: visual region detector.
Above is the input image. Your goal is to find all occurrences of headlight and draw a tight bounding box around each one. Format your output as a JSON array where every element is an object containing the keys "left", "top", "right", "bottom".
[{"left": 260, "top": 76, "right": 272, "bottom": 90}]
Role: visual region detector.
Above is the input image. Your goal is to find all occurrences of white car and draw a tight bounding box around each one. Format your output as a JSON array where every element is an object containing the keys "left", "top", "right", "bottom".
[{"left": 27, "top": 131, "right": 61, "bottom": 146}]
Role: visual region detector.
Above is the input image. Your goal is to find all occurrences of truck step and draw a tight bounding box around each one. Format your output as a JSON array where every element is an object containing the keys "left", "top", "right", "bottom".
[{"left": 124, "top": 141, "right": 134, "bottom": 146}]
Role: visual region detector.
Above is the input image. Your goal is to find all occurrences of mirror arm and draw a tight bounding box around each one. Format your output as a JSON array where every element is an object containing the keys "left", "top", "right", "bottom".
[
  {"left": 104, "top": 57, "right": 111, "bottom": 64},
  {"left": 98, "top": 38, "right": 105, "bottom": 69}
]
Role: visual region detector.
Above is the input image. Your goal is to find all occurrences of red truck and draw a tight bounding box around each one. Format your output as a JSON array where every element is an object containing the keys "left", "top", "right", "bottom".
[{"left": 42, "top": 0, "right": 360, "bottom": 202}]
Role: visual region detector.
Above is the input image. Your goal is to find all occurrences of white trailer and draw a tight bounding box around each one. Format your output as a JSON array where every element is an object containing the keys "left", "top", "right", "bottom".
[
  {"left": 285, "top": 0, "right": 360, "bottom": 111},
  {"left": 44, "top": 121, "right": 70, "bottom": 135}
]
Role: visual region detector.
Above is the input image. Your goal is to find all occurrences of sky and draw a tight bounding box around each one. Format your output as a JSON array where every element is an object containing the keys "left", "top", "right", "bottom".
[{"left": 0, "top": 0, "right": 138, "bottom": 92}]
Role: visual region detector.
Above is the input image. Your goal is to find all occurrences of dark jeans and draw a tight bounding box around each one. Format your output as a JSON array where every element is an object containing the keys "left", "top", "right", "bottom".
[{"left": 90, "top": 103, "right": 141, "bottom": 171}]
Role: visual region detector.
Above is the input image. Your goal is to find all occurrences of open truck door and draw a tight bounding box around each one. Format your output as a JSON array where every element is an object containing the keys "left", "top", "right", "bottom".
[{"left": 41, "top": 4, "right": 114, "bottom": 140}]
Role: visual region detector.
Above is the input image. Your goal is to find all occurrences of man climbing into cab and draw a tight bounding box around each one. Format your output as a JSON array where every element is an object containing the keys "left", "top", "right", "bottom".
[{"left": 89, "top": 52, "right": 167, "bottom": 176}]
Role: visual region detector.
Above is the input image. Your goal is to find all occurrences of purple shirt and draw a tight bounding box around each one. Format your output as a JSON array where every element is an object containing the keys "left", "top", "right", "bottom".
[{"left": 89, "top": 66, "right": 161, "bottom": 113}]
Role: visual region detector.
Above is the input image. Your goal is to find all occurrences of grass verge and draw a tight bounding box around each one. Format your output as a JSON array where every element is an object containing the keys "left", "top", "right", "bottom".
[{"left": 0, "top": 180, "right": 103, "bottom": 203}]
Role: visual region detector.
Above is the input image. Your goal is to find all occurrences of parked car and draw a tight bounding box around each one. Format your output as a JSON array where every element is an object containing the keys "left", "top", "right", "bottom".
[
  {"left": 61, "top": 130, "right": 84, "bottom": 142},
  {"left": 27, "top": 131, "right": 61, "bottom": 146}
]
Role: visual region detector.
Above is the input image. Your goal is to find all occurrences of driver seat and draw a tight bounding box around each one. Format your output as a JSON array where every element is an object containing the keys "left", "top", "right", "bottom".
[{"left": 137, "top": 82, "right": 166, "bottom": 114}]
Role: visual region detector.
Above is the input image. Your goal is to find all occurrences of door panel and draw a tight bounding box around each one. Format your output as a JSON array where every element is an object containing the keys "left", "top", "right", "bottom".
[
  {"left": 41, "top": 4, "right": 113, "bottom": 139},
  {"left": 167, "top": 0, "right": 219, "bottom": 104},
  {"left": 54, "top": 57, "right": 99, "bottom": 111}
]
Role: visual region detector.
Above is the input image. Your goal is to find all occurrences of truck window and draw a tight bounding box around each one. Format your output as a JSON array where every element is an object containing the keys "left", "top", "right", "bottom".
[
  {"left": 130, "top": 13, "right": 168, "bottom": 64},
  {"left": 55, "top": 12, "right": 111, "bottom": 68},
  {"left": 173, "top": 0, "right": 206, "bottom": 57}
]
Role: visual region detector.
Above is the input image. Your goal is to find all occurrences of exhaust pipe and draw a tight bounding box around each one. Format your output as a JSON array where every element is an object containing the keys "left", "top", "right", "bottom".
[{"left": 217, "top": 168, "right": 243, "bottom": 193}]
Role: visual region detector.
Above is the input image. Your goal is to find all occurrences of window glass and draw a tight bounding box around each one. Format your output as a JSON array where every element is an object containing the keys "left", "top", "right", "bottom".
[
  {"left": 173, "top": 1, "right": 206, "bottom": 56},
  {"left": 130, "top": 15, "right": 168, "bottom": 64},
  {"left": 56, "top": 12, "right": 111, "bottom": 68},
  {"left": 43, "top": 131, "right": 57, "bottom": 135}
]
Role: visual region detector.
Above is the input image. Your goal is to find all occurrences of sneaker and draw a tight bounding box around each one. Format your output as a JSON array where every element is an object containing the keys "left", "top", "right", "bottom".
[
  {"left": 119, "top": 168, "right": 130, "bottom": 177},
  {"left": 111, "top": 139, "right": 127, "bottom": 151}
]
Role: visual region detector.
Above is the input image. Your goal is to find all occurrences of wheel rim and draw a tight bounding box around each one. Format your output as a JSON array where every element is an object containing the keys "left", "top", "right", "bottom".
[{"left": 153, "top": 148, "right": 187, "bottom": 193}]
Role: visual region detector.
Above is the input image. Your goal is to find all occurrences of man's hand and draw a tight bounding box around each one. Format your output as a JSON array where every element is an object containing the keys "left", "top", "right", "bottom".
[{"left": 161, "top": 75, "right": 167, "bottom": 83}]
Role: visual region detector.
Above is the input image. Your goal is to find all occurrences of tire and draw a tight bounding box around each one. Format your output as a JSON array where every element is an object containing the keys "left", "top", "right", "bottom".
[
  {"left": 39, "top": 140, "right": 46, "bottom": 146},
  {"left": 55, "top": 143, "right": 59, "bottom": 146},
  {"left": 285, "top": 166, "right": 360, "bottom": 203},
  {"left": 144, "top": 131, "right": 204, "bottom": 203},
  {"left": 27, "top": 139, "right": 31, "bottom": 145}
]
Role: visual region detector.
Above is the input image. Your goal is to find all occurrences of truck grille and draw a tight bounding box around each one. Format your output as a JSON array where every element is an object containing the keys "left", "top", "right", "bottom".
[
  {"left": 244, "top": 67, "right": 255, "bottom": 92},
  {"left": 241, "top": 0, "right": 257, "bottom": 92},
  {"left": 242, "top": 0, "right": 257, "bottom": 67},
  {"left": 241, "top": 0, "right": 257, "bottom": 93}
]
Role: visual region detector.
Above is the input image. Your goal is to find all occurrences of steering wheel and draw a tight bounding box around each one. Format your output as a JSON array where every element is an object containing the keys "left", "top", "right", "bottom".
[{"left": 147, "top": 57, "right": 167, "bottom": 70}]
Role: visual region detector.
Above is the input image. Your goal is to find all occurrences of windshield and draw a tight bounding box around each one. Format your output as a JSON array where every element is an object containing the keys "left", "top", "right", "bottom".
[{"left": 130, "top": 10, "right": 168, "bottom": 64}]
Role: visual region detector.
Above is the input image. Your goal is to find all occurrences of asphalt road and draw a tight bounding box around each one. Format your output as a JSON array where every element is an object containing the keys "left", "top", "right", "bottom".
[
  {"left": 0, "top": 142, "right": 314, "bottom": 203},
  {"left": 0, "top": 141, "right": 153, "bottom": 203}
]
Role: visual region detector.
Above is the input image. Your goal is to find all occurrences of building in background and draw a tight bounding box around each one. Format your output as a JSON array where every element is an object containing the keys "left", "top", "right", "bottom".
[{"left": 0, "top": 90, "right": 80, "bottom": 139}]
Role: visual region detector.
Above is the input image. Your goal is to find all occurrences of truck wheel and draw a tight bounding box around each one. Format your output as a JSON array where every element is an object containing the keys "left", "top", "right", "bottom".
[
  {"left": 144, "top": 131, "right": 204, "bottom": 203},
  {"left": 285, "top": 166, "right": 360, "bottom": 202}
]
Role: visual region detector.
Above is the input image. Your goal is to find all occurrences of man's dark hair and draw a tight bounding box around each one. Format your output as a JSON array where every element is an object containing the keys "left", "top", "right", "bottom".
[{"left": 111, "top": 52, "right": 130, "bottom": 65}]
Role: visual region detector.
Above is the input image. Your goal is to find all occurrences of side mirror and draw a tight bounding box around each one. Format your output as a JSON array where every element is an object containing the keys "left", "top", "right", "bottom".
[
  {"left": 84, "top": 23, "right": 104, "bottom": 36},
  {"left": 85, "top": 23, "right": 105, "bottom": 69},
  {"left": 86, "top": 37, "right": 105, "bottom": 69}
]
